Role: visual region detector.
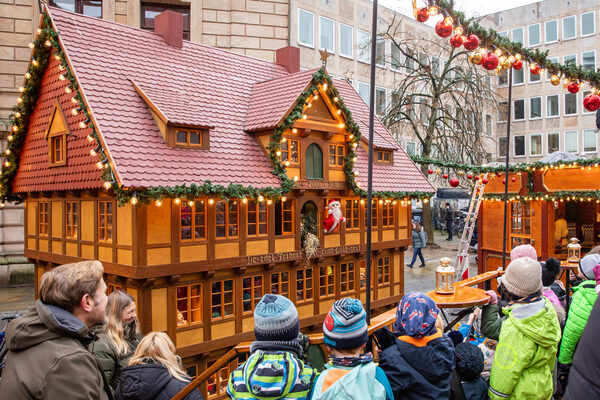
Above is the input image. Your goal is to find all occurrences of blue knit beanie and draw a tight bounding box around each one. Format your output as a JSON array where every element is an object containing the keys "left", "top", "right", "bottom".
[
  {"left": 393, "top": 292, "right": 439, "bottom": 338},
  {"left": 323, "top": 297, "right": 369, "bottom": 350},
  {"left": 254, "top": 294, "right": 299, "bottom": 341}
]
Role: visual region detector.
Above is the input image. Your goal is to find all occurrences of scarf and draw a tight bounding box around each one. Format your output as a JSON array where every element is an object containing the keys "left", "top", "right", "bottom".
[{"left": 329, "top": 352, "right": 373, "bottom": 367}]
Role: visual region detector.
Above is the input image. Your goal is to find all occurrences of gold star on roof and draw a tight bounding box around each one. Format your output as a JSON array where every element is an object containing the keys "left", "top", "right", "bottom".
[
  {"left": 343, "top": 68, "right": 355, "bottom": 82},
  {"left": 319, "top": 49, "right": 331, "bottom": 67}
]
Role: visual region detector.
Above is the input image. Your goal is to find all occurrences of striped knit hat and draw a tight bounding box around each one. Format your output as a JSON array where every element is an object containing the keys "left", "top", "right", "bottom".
[
  {"left": 254, "top": 294, "right": 299, "bottom": 342},
  {"left": 323, "top": 298, "right": 368, "bottom": 350}
]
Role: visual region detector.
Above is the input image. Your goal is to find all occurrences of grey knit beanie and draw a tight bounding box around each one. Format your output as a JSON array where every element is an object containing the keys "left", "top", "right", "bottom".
[
  {"left": 579, "top": 253, "right": 600, "bottom": 280},
  {"left": 500, "top": 257, "right": 542, "bottom": 298},
  {"left": 254, "top": 294, "right": 299, "bottom": 341}
]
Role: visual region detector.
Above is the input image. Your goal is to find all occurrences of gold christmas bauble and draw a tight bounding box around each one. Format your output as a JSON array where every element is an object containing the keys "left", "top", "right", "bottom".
[
  {"left": 458, "top": 171, "right": 464, "bottom": 176},
  {"left": 469, "top": 52, "right": 483, "bottom": 65},
  {"left": 550, "top": 75, "right": 560, "bottom": 86},
  {"left": 501, "top": 59, "right": 512, "bottom": 70}
]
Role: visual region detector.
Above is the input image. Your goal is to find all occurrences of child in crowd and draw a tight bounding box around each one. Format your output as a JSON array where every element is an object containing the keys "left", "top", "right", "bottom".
[
  {"left": 541, "top": 257, "right": 566, "bottom": 324},
  {"left": 595, "top": 265, "right": 600, "bottom": 294},
  {"left": 226, "top": 294, "right": 317, "bottom": 400},
  {"left": 481, "top": 257, "right": 561, "bottom": 400},
  {"left": 455, "top": 342, "right": 489, "bottom": 400},
  {"left": 375, "top": 292, "right": 455, "bottom": 400},
  {"left": 311, "top": 298, "right": 393, "bottom": 400},
  {"left": 453, "top": 308, "right": 496, "bottom": 380},
  {"left": 558, "top": 253, "right": 600, "bottom": 365}
]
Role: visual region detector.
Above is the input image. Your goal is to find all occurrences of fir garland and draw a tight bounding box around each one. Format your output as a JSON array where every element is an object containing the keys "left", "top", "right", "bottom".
[{"left": 483, "top": 190, "right": 600, "bottom": 202}]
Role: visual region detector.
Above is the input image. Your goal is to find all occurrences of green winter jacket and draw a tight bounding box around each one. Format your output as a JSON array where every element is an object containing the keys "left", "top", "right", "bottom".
[
  {"left": 488, "top": 298, "right": 561, "bottom": 400},
  {"left": 558, "top": 280, "right": 598, "bottom": 364},
  {"left": 89, "top": 328, "right": 142, "bottom": 389}
]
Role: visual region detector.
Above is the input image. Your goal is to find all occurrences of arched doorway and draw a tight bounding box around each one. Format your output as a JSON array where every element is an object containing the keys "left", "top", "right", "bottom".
[
  {"left": 300, "top": 201, "right": 319, "bottom": 248},
  {"left": 305, "top": 143, "right": 323, "bottom": 180}
]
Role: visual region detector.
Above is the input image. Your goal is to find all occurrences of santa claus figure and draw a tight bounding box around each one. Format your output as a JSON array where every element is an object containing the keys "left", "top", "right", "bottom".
[{"left": 323, "top": 199, "right": 345, "bottom": 233}]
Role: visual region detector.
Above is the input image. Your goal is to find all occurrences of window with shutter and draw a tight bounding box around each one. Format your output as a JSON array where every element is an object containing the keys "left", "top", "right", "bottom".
[{"left": 305, "top": 143, "right": 323, "bottom": 179}]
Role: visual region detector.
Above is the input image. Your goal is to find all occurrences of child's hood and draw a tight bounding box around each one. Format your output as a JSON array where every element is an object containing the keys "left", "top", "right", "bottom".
[
  {"left": 504, "top": 298, "right": 561, "bottom": 346},
  {"left": 241, "top": 350, "right": 307, "bottom": 399}
]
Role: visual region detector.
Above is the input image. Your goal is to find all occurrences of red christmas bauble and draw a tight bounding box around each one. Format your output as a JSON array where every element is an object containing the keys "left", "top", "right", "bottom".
[
  {"left": 449, "top": 35, "right": 464, "bottom": 48},
  {"left": 449, "top": 177, "right": 460, "bottom": 187},
  {"left": 496, "top": 172, "right": 502, "bottom": 177},
  {"left": 482, "top": 178, "right": 489, "bottom": 185},
  {"left": 463, "top": 34, "right": 479, "bottom": 51},
  {"left": 435, "top": 21, "right": 453, "bottom": 38},
  {"left": 467, "top": 173, "right": 473, "bottom": 180},
  {"left": 567, "top": 82, "right": 580, "bottom": 94},
  {"left": 474, "top": 175, "right": 480, "bottom": 181},
  {"left": 529, "top": 63, "right": 540, "bottom": 75},
  {"left": 428, "top": 168, "right": 434, "bottom": 175},
  {"left": 583, "top": 94, "right": 600, "bottom": 112},
  {"left": 512, "top": 60, "right": 523, "bottom": 70},
  {"left": 482, "top": 52, "right": 499, "bottom": 70},
  {"left": 416, "top": 8, "right": 430, "bottom": 23},
  {"left": 511, "top": 176, "right": 517, "bottom": 182},
  {"left": 442, "top": 173, "right": 449, "bottom": 179},
  {"left": 502, "top": 178, "right": 506, "bottom": 184}
]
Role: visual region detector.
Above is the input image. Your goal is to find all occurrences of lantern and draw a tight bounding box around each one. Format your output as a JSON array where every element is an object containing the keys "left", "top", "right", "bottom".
[
  {"left": 567, "top": 237, "right": 581, "bottom": 263},
  {"left": 435, "top": 257, "right": 456, "bottom": 294}
]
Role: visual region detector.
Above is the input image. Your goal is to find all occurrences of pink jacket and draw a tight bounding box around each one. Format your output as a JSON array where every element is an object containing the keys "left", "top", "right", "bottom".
[{"left": 543, "top": 288, "right": 566, "bottom": 323}]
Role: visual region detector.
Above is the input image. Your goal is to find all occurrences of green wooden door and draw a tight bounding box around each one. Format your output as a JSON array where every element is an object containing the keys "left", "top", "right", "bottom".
[{"left": 305, "top": 143, "right": 323, "bottom": 179}]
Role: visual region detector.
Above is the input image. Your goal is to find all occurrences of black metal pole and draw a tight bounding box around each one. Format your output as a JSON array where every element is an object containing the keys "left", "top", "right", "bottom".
[
  {"left": 365, "top": 0, "right": 378, "bottom": 324},
  {"left": 501, "top": 68, "right": 513, "bottom": 270}
]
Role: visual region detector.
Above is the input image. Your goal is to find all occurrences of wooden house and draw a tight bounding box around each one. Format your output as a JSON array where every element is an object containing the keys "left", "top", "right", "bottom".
[{"left": 2, "top": 6, "right": 434, "bottom": 397}]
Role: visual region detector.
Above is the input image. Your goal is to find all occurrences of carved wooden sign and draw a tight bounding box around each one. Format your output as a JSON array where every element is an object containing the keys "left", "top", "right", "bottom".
[
  {"left": 293, "top": 180, "right": 347, "bottom": 190},
  {"left": 542, "top": 167, "right": 600, "bottom": 192},
  {"left": 247, "top": 244, "right": 363, "bottom": 266}
]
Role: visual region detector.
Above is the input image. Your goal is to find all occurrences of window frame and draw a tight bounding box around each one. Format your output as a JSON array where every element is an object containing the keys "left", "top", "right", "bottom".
[
  {"left": 528, "top": 69, "right": 541, "bottom": 84},
  {"left": 269, "top": 271, "right": 289, "bottom": 297},
  {"left": 582, "top": 90, "right": 596, "bottom": 115},
  {"left": 375, "top": 36, "right": 386, "bottom": 68},
  {"left": 529, "top": 96, "right": 542, "bottom": 120},
  {"left": 581, "top": 50, "right": 596, "bottom": 73},
  {"left": 513, "top": 99, "right": 526, "bottom": 121},
  {"left": 546, "top": 94, "right": 560, "bottom": 118},
  {"left": 98, "top": 200, "right": 113, "bottom": 243},
  {"left": 246, "top": 200, "right": 268, "bottom": 237},
  {"left": 296, "top": 268, "right": 313, "bottom": 303},
  {"left": 211, "top": 279, "right": 234, "bottom": 321},
  {"left": 546, "top": 57, "right": 559, "bottom": 81},
  {"left": 562, "top": 15, "right": 577, "bottom": 40},
  {"left": 175, "top": 129, "right": 203, "bottom": 147},
  {"left": 511, "top": 27, "right": 524, "bottom": 44},
  {"left": 358, "top": 81, "right": 370, "bottom": 105},
  {"left": 498, "top": 101, "right": 509, "bottom": 123},
  {"left": 375, "top": 86, "right": 387, "bottom": 116},
  {"left": 319, "top": 15, "right": 335, "bottom": 54},
  {"left": 377, "top": 256, "right": 390, "bottom": 286},
  {"left": 530, "top": 134, "right": 543, "bottom": 156},
  {"left": 328, "top": 144, "right": 345, "bottom": 168},
  {"left": 65, "top": 201, "right": 78, "bottom": 239},
  {"left": 338, "top": 22, "right": 353, "bottom": 59},
  {"left": 527, "top": 23, "right": 541, "bottom": 47},
  {"left": 545, "top": 19, "right": 558, "bottom": 43},
  {"left": 357, "top": 29, "right": 370, "bottom": 63},
  {"left": 38, "top": 201, "right": 49, "bottom": 236},
  {"left": 297, "top": 8, "right": 315, "bottom": 48},
  {"left": 140, "top": 2, "right": 190, "bottom": 40},
  {"left": 50, "top": 0, "right": 102, "bottom": 18},
  {"left": 280, "top": 138, "right": 300, "bottom": 165},
  {"left": 176, "top": 283, "right": 203, "bottom": 328},
  {"left": 275, "top": 199, "right": 294, "bottom": 235},
  {"left": 547, "top": 132, "right": 560, "bottom": 154},
  {"left": 340, "top": 262, "right": 355, "bottom": 295},
  {"left": 581, "top": 11, "right": 596, "bottom": 37},
  {"left": 381, "top": 201, "right": 395, "bottom": 228},
  {"left": 564, "top": 93, "right": 578, "bottom": 116},
  {"left": 390, "top": 41, "right": 402, "bottom": 71},
  {"left": 345, "top": 199, "right": 360, "bottom": 230},
  {"left": 180, "top": 200, "right": 206, "bottom": 241},
  {"left": 242, "top": 274, "right": 263, "bottom": 315},
  {"left": 564, "top": 130, "right": 579, "bottom": 153},
  {"left": 215, "top": 199, "right": 239, "bottom": 239},
  {"left": 514, "top": 135, "right": 526, "bottom": 158},
  {"left": 485, "top": 114, "right": 493, "bottom": 136},
  {"left": 376, "top": 150, "right": 391, "bottom": 163},
  {"left": 319, "top": 265, "right": 336, "bottom": 299},
  {"left": 49, "top": 134, "right": 66, "bottom": 166},
  {"left": 512, "top": 68, "right": 525, "bottom": 86},
  {"left": 498, "top": 136, "right": 508, "bottom": 158},
  {"left": 583, "top": 129, "right": 597, "bottom": 153},
  {"left": 510, "top": 202, "right": 532, "bottom": 248}
]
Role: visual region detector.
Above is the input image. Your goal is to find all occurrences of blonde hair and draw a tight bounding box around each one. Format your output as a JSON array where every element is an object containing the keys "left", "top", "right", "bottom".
[
  {"left": 104, "top": 291, "right": 140, "bottom": 356},
  {"left": 129, "top": 332, "right": 189, "bottom": 382},
  {"left": 39, "top": 260, "right": 104, "bottom": 312}
]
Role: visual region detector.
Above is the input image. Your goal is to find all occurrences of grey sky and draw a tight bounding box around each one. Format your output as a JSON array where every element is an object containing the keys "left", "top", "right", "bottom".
[{"left": 380, "top": 0, "right": 541, "bottom": 19}]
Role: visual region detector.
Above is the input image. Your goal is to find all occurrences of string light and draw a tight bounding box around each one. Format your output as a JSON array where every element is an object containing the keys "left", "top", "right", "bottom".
[
  {"left": 5, "top": 149, "right": 10, "bottom": 155},
  {"left": 130, "top": 192, "right": 138, "bottom": 205},
  {"left": 155, "top": 199, "right": 162, "bottom": 207},
  {"left": 322, "top": 83, "right": 328, "bottom": 91},
  {"left": 281, "top": 196, "right": 287, "bottom": 202},
  {"left": 188, "top": 200, "right": 194, "bottom": 207},
  {"left": 71, "top": 97, "right": 78, "bottom": 104},
  {"left": 28, "top": 43, "right": 35, "bottom": 49},
  {"left": 241, "top": 197, "right": 247, "bottom": 204},
  {"left": 174, "top": 198, "right": 181, "bottom": 205},
  {"left": 103, "top": 181, "right": 112, "bottom": 190},
  {"left": 14, "top": 112, "right": 21, "bottom": 118},
  {"left": 208, "top": 198, "right": 214, "bottom": 205},
  {"left": 267, "top": 199, "right": 273, "bottom": 205},
  {"left": 7, "top": 135, "right": 13, "bottom": 141}
]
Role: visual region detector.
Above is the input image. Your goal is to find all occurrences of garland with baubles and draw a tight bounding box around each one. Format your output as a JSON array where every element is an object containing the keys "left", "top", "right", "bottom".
[{"left": 413, "top": 0, "right": 600, "bottom": 112}]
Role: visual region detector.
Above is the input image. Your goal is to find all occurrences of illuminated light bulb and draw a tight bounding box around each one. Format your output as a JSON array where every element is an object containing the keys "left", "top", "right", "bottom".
[
  {"left": 36, "top": 28, "right": 42, "bottom": 34},
  {"left": 65, "top": 86, "right": 72, "bottom": 94},
  {"left": 302, "top": 114, "right": 307, "bottom": 120},
  {"left": 174, "top": 198, "right": 181, "bottom": 204},
  {"left": 258, "top": 195, "right": 264, "bottom": 202},
  {"left": 292, "top": 128, "right": 298, "bottom": 134},
  {"left": 5, "top": 149, "right": 10, "bottom": 155},
  {"left": 284, "top": 160, "right": 290, "bottom": 166},
  {"left": 281, "top": 137, "right": 286, "bottom": 143},
  {"left": 12, "top": 126, "right": 17, "bottom": 132},
  {"left": 96, "top": 161, "right": 103, "bottom": 169},
  {"left": 71, "top": 108, "right": 79, "bottom": 116},
  {"left": 16, "top": 98, "right": 22, "bottom": 104},
  {"left": 353, "top": 170, "right": 359, "bottom": 176},
  {"left": 44, "top": 40, "right": 52, "bottom": 48},
  {"left": 478, "top": 47, "right": 487, "bottom": 55},
  {"left": 515, "top": 53, "right": 522, "bottom": 60},
  {"left": 31, "top": 59, "right": 38, "bottom": 66},
  {"left": 0, "top": 202, "right": 4, "bottom": 208},
  {"left": 392, "top": 200, "right": 397, "bottom": 205},
  {"left": 360, "top": 199, "right": 365, "bottom": 204},
  {"left": 103, "top": 181, "right": 113, "bottom": 190},
  {"left": 428, "top": 6, "right": 438, "bottom": 16},
  {"left": 338, "top": 123, "right": 345, "bottom": 128},
  {"left": 306, "top": 103, "right": 312, "bottom": 108},
  {"left": 188, "top": 200, "right": 194, "bottom": 207},
  {"left": 333, "top": 97, "right": 339, "bottom": 102},
  {"left": 276, "top": 150, "right": 281, "bottom": 156},
  {"left": 337, "top": 109, "right": 342, "bottom": 115},
  {"left": 313, "top": 95, "right": 318, "bottom": 101},
  {"left": 423, "top": 198, "right": 429, "bottom": 204},
  {"left": 352, "top": 143, "right": 358, "bottom": 148},
  {"left": 494, "top": 49, "right": 503, "bottom": 56},
  {"left": 267, "top": 199, "right": 272, "bottom": 205},
  {"left": 58, "top": 65, "right": 64, "bottom": 71},
  {"left": 242, "top": 197, "right": 247, "bottom": 204},
  {"left": 28, "top": 43, "right": 35, "bottom": 49},
  {"left": 379, "top": 199, "right": 383, "bottom": 204},
  {"left": 322, "top": 83, "right": 328, "bottom": 91},
  {"left": 454, "top": 26, "right": 464, "bottom": 35},
  {"left": 18, "top": 87, "right": 25, "bottom": 93},
  {"left": 356, "top": 182, "right": 361, "bottom": 187},
  {"left": 349, "top": 134, "right": 354, "bottom": 140},
  {"left": 444, "top": 16, "right": 454, "bottom": 25},
  {"left": 281, "top": 196, "right": 287, "bottom": 202},
  {"left": 59, "top": 74, "right": 66, "bottom": 81},
  {"left": 54, "top": 55, "right": 61, "bottom": 61},
  {"left": 293, "top": 176, "right": 299, "bottom": 182},
  {"left": 208, "top": 198, "right": 215, "bottom": 205},
  {"left": 507, "top": 56, "right": 515, "bottom": 64},
  {"left": 7, "top": 135, "right": 13, "bottom": 141},
  {"left": 352, "top": 157, "right": 357, "bottom": 162},
  {"left": 4, "top": 161, "right": 9, "bottom": 167},
  {"left": 563, "top": 77, "right": 570, "bottom": 85},
  {"left": 130, "top": 193, "right": 138, "bottom": 205},
  {"left": 155, "top": 199, "right": 162, "bottom": 207},
  {"left": 14, "top": 112, "right": 21, "bottom": 118},
  {"left": 71, "top": 97, "right": 78, "bottom": 104}
]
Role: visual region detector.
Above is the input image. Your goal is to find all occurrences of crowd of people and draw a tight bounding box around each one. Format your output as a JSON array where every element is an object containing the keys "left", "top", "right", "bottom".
[{"left": 1, "top": 249, "right": 599, "bottom": 399}]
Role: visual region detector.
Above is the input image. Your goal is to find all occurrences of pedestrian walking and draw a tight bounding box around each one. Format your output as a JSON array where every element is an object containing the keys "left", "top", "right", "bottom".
[
  {"left": 445, "top": 203, "right": 454, "bottom": 241},
  {"left": 90, "top": 290, "right": 143, "bottom": 389},
  {"left": 407, "top": 221, "right": 427, "bottom": 268},
  {"left": 115, "top": 332, "right": 203, "bottom": 400},
  {"left": 0, "top": 260, "right": 113, "bottom": 400}
]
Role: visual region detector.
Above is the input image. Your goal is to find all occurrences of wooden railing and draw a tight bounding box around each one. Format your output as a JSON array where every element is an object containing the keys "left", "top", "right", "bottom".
[{"left": 171, "top": 271, "right": 499, "bottom": 400}]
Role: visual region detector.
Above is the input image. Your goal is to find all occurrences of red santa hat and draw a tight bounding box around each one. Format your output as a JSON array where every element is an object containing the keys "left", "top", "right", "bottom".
[{"left": 328, "top": 199, "right": 336, "bottom": 205}]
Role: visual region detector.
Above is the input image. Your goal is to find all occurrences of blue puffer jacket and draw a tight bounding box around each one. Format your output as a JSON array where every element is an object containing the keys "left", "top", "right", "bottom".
[{"left": 375, "top": 327, "right": 455, "bottom": 400}]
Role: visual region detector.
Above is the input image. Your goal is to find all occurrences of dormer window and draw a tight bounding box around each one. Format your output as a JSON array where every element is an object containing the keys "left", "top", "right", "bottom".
[
  {"left": 376, "top": 150, "right": 392, "bottom": 164},
  {"left": 45, "top": 101, "right": 70, "bottom": 167},
  {"left": 176, "top": 129, "right": 203, "bottom": 147}
]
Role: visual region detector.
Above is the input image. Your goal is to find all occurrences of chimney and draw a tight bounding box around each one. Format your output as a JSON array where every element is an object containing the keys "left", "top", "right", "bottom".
[
  {"left": 154, "top": 10, "right": 183, "bottom": 48},
  {"left": 276, "top": 46, "right": 300, "bottom": 73}
]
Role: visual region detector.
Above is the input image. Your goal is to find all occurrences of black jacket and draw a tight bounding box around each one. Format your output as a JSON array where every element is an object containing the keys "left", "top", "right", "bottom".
[
  {"left": 375, "top": 327, "right": 455, "bottom": 400},
  {"left": 115, "top": 363, "right": 203, "bottom": 400},
  {"left": 564, "top": 297, "right": 600, "bottom": 400}
]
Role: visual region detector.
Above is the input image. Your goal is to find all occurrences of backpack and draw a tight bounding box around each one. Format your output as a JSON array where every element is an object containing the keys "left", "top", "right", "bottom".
[{"left": 421, "top": 230, "right": 428, "bottom": 248}]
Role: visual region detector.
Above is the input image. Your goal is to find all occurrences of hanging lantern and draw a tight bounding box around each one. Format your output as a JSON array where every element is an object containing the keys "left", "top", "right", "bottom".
[
  {"left": 416, "top": 8, "right": 430, "bottom": 23},
  {"left": 568, "top": 82, "right": 580, "bottom": 94},
  {"left": 567, "top": 237, "right": 582, "bottom": 263},
  {"left": 550, "top": 75, "right": 561, "bottom": 86},
  {"left": 512, "top": 59, "right": 523, "bottom": 70},
  {"left": 583, "top": 94, "right": 600, "bottom": 112},
  {"left": 435, "top": 257, "right": 456, "bottom": 295},
  {"left": 463, "top": 34, "right": 479, "bottom": 51},
  {"left": 435, "top": 21, "right": 453, "bottom": 38}
]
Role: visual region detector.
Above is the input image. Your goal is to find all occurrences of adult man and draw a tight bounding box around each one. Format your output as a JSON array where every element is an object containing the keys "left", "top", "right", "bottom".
[
  {"left": 445, "top": 203, "right": 454, "bottom": 241},
  {"left": 0, "top": 260, "right": 113, "bottom": 400}
]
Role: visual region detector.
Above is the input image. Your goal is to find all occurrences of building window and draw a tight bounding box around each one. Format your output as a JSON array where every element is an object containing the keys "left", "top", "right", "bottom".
[
  {"left": 275, "top": 199, "right": 293, "bottom": 235},
  {"left": 319, "top": 16, "right": 334, "bottom": 53},
  {"left": 377, "top": 257, "right": 390, "bottom": 285},
  {"left": 176, "top": 284, "right": 202, "bottom": 327},
  {"left": 564, "top": 93, "right": 577, "bottom": 116},
  {"left": 547, "top": 95, "right": 559, "bottom": 118},
  {"left": 340, "top": 262, "right": 355, "bottom": 294},
  {"left": 180, "top": 201, "right": 206, "bottom": 241},
  {"left": 405, "top": 48, "right": 415, "bottom": 72},
  {"left": 582, "top": 51, "right": 596, "bottom": 72},
  {"left": 485, "top": 114, "right": 492, "bottom": 136},
  {"left": 510, "top": 202, "right": 531, "bottom": 248},
  {"left": 547, "top": 132, "right": 560, "bottom": 154},
  {"left": 406, "top": 141, "right": 416, "bottom": 156},
  {"left": 49, "top": 135, "right": 66, "bottom": 165},
  {"left": 365, "top": 199, "right": 378, "bottom": 228},
  {"left": 65, "top": 201, "right": 78, "bottom": 239},
  {"left": 584, "top": 130, "right": 597, "bottom": 153},
  {"left": 358, "top": 81, "right": 370, "bottom": 105},
  {"left": 375, "top": 87, "right": 387, "bottom": 115},
  {"left": 381, "top": 202, "right": 395, "bottom": 227},
  {"left": 512, "top": 27, "right": 524, "bottom": 44},
  {"left": 511, "top": 68, "right": 524, "bottom": 85},
  {"left": 514, "top": 135, "right": 526, "bottom": 157},
  {"left": 545, "top": 20, "right": 558, "bottom": 43},
  {"left": 280, "top": 139, "right": 299, "bottom": 165},
  {"left": 319, "top": 265, "right": 335, "bottom": 298},
  {"left": 527, "top": 23, "right": 540, "bottom": 47},
  {"left": 357, "top": 29, "right": 370, "bottom": 63},
  {"left": 564, "top": 54, "right": 577, "bottom": 66},
  {"left": 377, "top": 150, "right": 391, "bottom": 163},
  {"left": 98, "top": 201, "right": 113, "bottom": 242},
  {"left": 565, "top": 130, "right": 578, "bottom": 153},
  {"left": 563, "top": 16, "right": 576, "bottom": 40},
  {"left": 376, "top": 37, "right": 386, "bottom": 67},
  {"left": 270, "top": 272, "right": 289, "bottom": 297},
  {"left": 107, "top": 283, "right": 122, "bottom": 295},
  {"left": 498, "top": 137, "right": 508, "bottom": 158},
  {"left": 305, "top": 143, "right": 323, "bottom": 180},
  {"left": 211, "top": 280, "right": 234, "bottom": 320},
  {"left": 391, "top": 42, "right": 401, "bottom": 70},
  {"left": 38, "top": 202, "right": 49, "bottom": 236},
  {"left": 339, "top": 23, "right": 353, "bottom": 58},
  {"left": 546, "top": 57, "right": 559, "bottom": 81},
  {"left": 247, "top": 200, "right": 267, "bottom": 236},
  {"left": 514, "top": 99, "right": 525, "bottom": 121},
  {"left": 215, "top": 200, "right": 238, "bottom": 238},
  {"left": 141, "top": 3, "right": 190, "bottom": 40},
  {"left": 296, "top": 269, "right": 313, "bottom": 302},
  {"left": 345, "top": 199, "right": 359, "bottom": 230},
  {"left": 297, "top": 9, "right": 314, "bottom": 47},
  {"left": 498, "top": 102, "right": 509, "bottom": 123},
  {"left": 329, "top": 144, "right": 345, "bottom": 167},
  {"left": 242, "top": 275, "right": 263, "bottom": 314},
  {"left": 529, "top": 97, "right": 542, "bottom": 119},
  {"left": 530, "top": 134, "right": 542, "bottom": 156},
  {"left": 50, "top": 0, "right": 102, "bottom": 18},
  {"left": 581, "top": 11, "right": 595, "bottom": 36},
  {"left": 206, "top": 360, "right": 231, "bottom": 399},
  {"left": 175, "top": 130, "right": 202, "bottom": 147}
]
